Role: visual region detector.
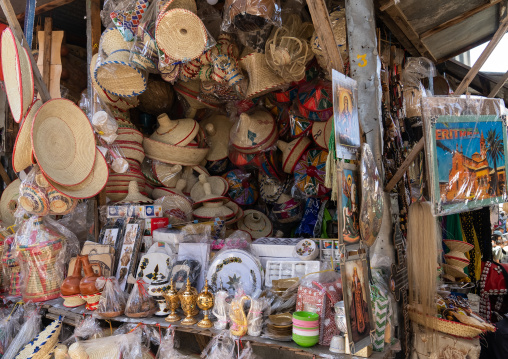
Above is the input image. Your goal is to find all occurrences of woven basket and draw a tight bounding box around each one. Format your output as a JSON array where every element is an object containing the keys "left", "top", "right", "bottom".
[
  {"left": 81, "top": 292, "right": 102, "bottom": 311},
  {"left": 119, "top": 145, "right": 145, "bottom": 163},
  {"left": 95, "top": 50, "right": 147, "bottom": 98},
  {"left": 117, "top": 128, "right": 144, "bottom": 143},
  {"left": 61, "top": 293, "right": 86, "bottom": 308},
  {"left": 143, "top": 137, "right": 209, "bottom": 166},
  {"left": 156, "top": 8, "right": 207, "bottom": 62},
  {"left": 15, "top": 317, "right": 62, "bottom": 359},
  {"left": 101, "top": 27, "right": 132, "bottom": 56},
  {"left": 160, "top": 0, "right": 197, "bottom": 13},
  {"left": 239, "top": 52, "right": 286, "bottom": 99},
  {"left": 409, "top": 310, "right": 484, "bottom": 338}
]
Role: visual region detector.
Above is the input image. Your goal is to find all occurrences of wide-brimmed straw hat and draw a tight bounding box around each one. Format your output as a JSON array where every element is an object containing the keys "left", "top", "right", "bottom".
[
  {"left": 95, "top": 50, "right": 147, "bottom": 98},
  {"left": 45, "top": 149, "right": 109, "bottom": 199},
  {"left": 156, "top": 8, "right": 208, "bottom": 62},
  {"left": 150, "top": 114, "right": 198, "bottom": 146},
  {"left": 12, "top": 99, "right": 41, "bottom": 173},
  {"left": 143, "top": 137, "right": 209, "bottom": 166},
  {"left": 32, "top": 99, "right": 96, "bottom": 186},
  {"left": 277, "top": 137, "right": 311, "bottom": 174},
  {"left": 239, "top": 52, "right": 286, "bottom": 99},
  {"left": 0, "top": 179, "right": 21, "bottom": 226},
  {"left": 1, "top": 28, "right": 34, "bottom": 123}
]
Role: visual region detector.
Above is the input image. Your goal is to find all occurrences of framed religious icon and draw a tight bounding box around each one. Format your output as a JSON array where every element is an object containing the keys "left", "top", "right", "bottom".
[
  {"left": 422, "top": 96, "right": 507, "bottom": 216},
  {"left": 115, "top": 218, "right": 144, "bottom": 290},
  {"left": 332, "top": 70, "right": 360, "bottom": 160},
  {"left": 341, "top": 256, "right": 373, "bottom": 351},
  {"left": 337, "top": 161, "right": 361, "bottom": 245}
]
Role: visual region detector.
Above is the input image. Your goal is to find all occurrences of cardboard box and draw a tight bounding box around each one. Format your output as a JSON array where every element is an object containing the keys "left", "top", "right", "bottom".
[{"left": 107, "top": 204, "right": 163, "bottom": 219}]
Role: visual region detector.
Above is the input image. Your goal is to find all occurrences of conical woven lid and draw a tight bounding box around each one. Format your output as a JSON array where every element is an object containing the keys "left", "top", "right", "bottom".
[
  {"left": 119, "top": 181, "right": 153, "bottom": 203},
  {"left": 201, "top": 115, "right": 233, "bottom": 161},
  {"left": 230, "top": 110, "right": 275, "bottom": 150},
  {"left": 237, "top": 209, "right": 272, "bottom": 239},
  {"left": 149, "top": 114, "right": 198, "bottom": 146}
]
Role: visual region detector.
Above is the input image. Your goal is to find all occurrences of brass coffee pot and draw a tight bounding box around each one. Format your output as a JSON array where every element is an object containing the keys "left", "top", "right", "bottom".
[
  {"left": 162, "top": 279, "right": 180, "bottom": 322},
  {"left": 197, "top": 280, "right": 214, "bottom": 328}
]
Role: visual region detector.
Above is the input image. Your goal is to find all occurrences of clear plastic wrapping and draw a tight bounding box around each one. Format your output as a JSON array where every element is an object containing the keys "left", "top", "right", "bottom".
[
  {"left": 62, "top": 316, "right": 104, "bottom": 346},
  {"left": 14, "top": 215, "right": 79, "bottom": 302},
  {"left": 401, "top": 57, "right": 436, "bottom": 118},
  {"left": 222, "top": 0, "right": 282, "bottom": 33},
  {"left": 169, "top": 257, "right": 202, "bottom": 291},
  {"left": 359, "top": 143, "right": 384, "bottom": 246},
  {"left": 125, "top": 279, "right": 158, "bottom": 318},
  {"left": 200, "top": 330, "right": 235, "bottom": 359},
  {"left": 0, "top": 304, "right": 23, "bottom": 355},
  {"left": 95, "top": 276, "right": 128, "bottom": 318},
  {"left": 68, "top": 328, "right": 144, "bottom": 359},
  {"left": 129, "top": 0, "right": 160, "bottom": 73},
  {"left": 156, "top": 327, "right": 192, "bottom": 359},
  {"left": 422, "top": 96, "right": 506, "bottom": 215},
  {"left": 3, "top": 304, "right": 42, "bottom": 359}
]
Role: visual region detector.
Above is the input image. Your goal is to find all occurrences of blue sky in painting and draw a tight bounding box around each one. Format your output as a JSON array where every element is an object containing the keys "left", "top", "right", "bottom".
[{"left": 435, "top": 120, "right": 504, "bottom": 182}]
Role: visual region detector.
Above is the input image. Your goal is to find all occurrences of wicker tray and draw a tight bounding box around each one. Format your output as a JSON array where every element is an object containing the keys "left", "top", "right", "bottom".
[{"left": 409, "top": 310, "right": 484, "bottom": 338}]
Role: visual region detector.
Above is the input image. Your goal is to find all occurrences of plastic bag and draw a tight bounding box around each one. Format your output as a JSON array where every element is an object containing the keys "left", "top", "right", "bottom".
[
  {"left": 14, "top": 215, "right": 79, "bottom": 303},
  {"left": 200, "top": 330, "right": 235, "bottom": 359},
  {"left": 17, "top": 166, "right": 78, "bottom": 216},
  {"left": 95, "top": 276, "right": 128, "bottom": 318},
  {"left": 3, "top": 304, "right": 42, "bottom": 359},
  {"left": 0, "top": 304, "right": 23, "bottom": 355},
  {"left": 422, "top": 96, "right": 506, "bottom": 216},
  {"left": 1, "top": 234, "right": 21, "bottom": 298},
  {"left": 247, "top": 297, "right": 269, "bottom": 336},
  {"left": 359, "top": 144, "right": 384, "bottom": 247},
  {"left": 222, "top": 0, "right": 282, "bottom": 33},
  {"left": 238, "top": 342, "right": 261, "bottom": 359},
  {"left": 93, "top": 110, "right": 118, "bottom": 144},
  {"left": 128, "top": 0, "right": 160, "bottom": 72},
  {"left": 156, "top": 327, "right": 192, "bottom": 359},
  {"left": 212, "top": 286, "right": 230, "bottom": 330},
  {"left": 68, "top": 328, "right": 143, "bottom": 359},
  {"left": 125, "top": 279, "right": 158, "bottom": 317},
  {"left": 62, "top": 316, "right": 104, "bottom": 347},
  {"left": 168, "top": 258, "right": 202, "bottom": 291}
]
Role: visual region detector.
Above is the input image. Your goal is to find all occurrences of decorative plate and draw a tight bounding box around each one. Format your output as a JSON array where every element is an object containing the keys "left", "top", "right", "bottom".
[
  {"left": 206, "top": 249, "right": 264, "bottom": 296},
  {"left": 136, "top": 253, "right": 171, "bottom": 284}
]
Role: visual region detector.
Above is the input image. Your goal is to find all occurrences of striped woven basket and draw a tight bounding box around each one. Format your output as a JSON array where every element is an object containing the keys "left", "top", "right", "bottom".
[{"left": 409, "top": 310, "right": 484, "bottom": 338}]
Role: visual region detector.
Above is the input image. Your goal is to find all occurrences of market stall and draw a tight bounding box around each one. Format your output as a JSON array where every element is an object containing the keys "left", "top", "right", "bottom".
[{"left": 0, "top": 0, "right": 507, "bottom": 358}]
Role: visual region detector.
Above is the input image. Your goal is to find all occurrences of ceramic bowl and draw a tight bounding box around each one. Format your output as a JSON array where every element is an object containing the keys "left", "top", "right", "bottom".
[{"left": 295, "top": 239, "right": 319, "bottom": 261}]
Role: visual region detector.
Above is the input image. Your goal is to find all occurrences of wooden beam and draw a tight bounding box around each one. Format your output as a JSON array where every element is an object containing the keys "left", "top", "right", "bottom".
[
  {"left": 42, "top": 17, "right": 52, "bottom": 88},
  {"left": 420, "top": 0, "right": 503, "bottom": 40},
  {"left": 384, "top": 138, "right": 424, "bottom": 192},
  {"left": 0, "top": 161, "right": 11, "bottom": 185},
  {"left": 378, "top": 1, "right": 436, "bottom": 62},
  {"left": 454, "top": 16, "right": 508, "bottom": 95},
  {"left": 306, "top": 0, "right": 344, "bottom": 73},
  {"left": 488, "top": 70, "right": 508, "bottom": 97},
  {"left": 376, "top": 8, "right": 421, "bottom": 56},
  {"left": 90, "top": 0, "right": 101, "bottom": 55},
  {"left": 15, "top": 0, "right": 76, "bottom": 21},
  {"left": 0, "top": 0, "right": 51, "bottom": 102}
]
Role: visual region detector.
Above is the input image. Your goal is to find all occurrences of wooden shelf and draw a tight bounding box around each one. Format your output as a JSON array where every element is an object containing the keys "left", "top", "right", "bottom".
[{"left": 42, "top": 298, "right": 391, "bottom": 358}]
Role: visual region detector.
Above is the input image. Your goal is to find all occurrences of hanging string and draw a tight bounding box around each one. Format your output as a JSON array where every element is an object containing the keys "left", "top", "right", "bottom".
[{"left": 6, "top": 301, "right": 24, "bottom": 321}]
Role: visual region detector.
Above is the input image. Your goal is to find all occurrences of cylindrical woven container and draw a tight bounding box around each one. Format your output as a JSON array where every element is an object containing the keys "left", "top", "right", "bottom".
[
  {"left": 17, "top": 236, "right": 64, "bottom": 302},
  {"left": 156, "top": 8, "right": 208, "bottom": 62},
  {"left": 95, "top": 50, "right": 147, "bottom": 98},
  {"left": 149, "top": 114, "right": 198, "bottom": 147},
  {"left": 119, "top": 144, "right": 146, "bottom": 164},
  {"left": 408, "top": 311, "right": 483, "bottom": 338},
  {"left": 117, "top": 128, "right": 144, "bottom": 143}
]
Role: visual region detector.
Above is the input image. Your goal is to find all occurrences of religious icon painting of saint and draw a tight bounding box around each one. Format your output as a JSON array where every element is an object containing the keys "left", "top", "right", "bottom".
[
  {"left": 338, "top": 162, "right": 361, "bottom": 245},
  {"left": 342, "top": 258, "right": 373, "bottom": 347},
  {"left": 332, "top": 69, "right": 361, "bottom": 160}
]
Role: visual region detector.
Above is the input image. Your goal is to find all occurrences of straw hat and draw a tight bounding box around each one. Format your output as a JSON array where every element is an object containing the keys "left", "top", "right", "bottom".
[
  {"left": 201, "top": 115, "right": 233, "bottom": 161},
  {"left": 1, "top": 28, "right": 34, "bottom": 123},
  {"left": 442, "top": 263, "right": 468, "bottom": 279},
  {"left": 193, "top": 201, "right": 234, "bottom": 221},
  {"left": 12, "top": 100, "right": 41, "bottom": 173},
  {"left": 95, "top": 50, "right": 147, "bottom": 98},
  {"left": 156, "top": 8, "right": 208, "bottom": 62},
  {"left": 239, "top": 52, "right": 286, "bottom": 99},
  {"left": 311, "top": 117, "right": 333, "bottom": 150},
  {"left": 153, "top": 162, "right": 183, "bottom": 187},
  {"left": 150, "top": 114, "right": 198, "bottom": 146},
  {"left": 0, "top": 179, "right": 21, "bottom": 226},
  {"left": 143, "top": 137, "right": 209, "bottom": 166},
  {"left": 230, "top": 110, "right": 277, "bottom": 153},
  {"left": 190, "top": 174, "right": 228, "bottom": 202},
  {"left": 277, "top": 137, "right": 311, "bottom": 174},
  {"left": 444, "top": 255, "right": 469, "bottom": 269},
  {"left": 225, "top": 201, "right": 243, "bottom": 225},
  {"left": 160, "top": 0, "right": 197, "bottom": 13},
  {"left": 237, "top": 209, "right": 273, "bottom": 239},
  {"left": 45, "top": 149, "right": 109, "bottom": 199},
  {"left": 32, "top": 99, "right": 96, "bottom": 186}
]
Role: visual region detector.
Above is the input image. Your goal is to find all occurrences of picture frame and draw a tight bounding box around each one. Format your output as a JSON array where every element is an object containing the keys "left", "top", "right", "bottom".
[
  {"left": 340, "top": 255, "right": 373, "bottom": 352},
  {"left": 115, "top": 218, "right": 144, "bottom": 291},
  {"left": 337, "top": 161, "right": 361, "bottom": 245},
  {"left": 422, "top": 96, "right": 507, "bottom": 216},
  {"left": 332, "top": 70, "right": 361, "bottom": 160}
]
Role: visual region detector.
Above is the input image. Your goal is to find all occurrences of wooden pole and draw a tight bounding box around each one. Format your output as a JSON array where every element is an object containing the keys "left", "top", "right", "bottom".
[
  {"left": 306, "top": 0, "right": 344, "bottom": 73},
  {"left": 384, "top": 138, "right": 424, "bottom": 192},
  {"left": 42, "top": 17, "right": 52, "bottom": 89},
  {"left": 0, "top": 0, "right": 51, "bottom": 102},
  {"left": 488, "top": 70, "right": 508, "bottom": 98},
  {"left": 454, "top": 16, "right": 508, "bottom": 96}
]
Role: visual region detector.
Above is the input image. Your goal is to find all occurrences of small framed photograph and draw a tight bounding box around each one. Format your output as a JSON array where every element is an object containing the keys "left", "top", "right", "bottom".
[
  {"left": 115, "top": 219, "right": 144, "bottom": 291},
  {"left": 341, "top": 256, "right": 373, "bottom": 351}
]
